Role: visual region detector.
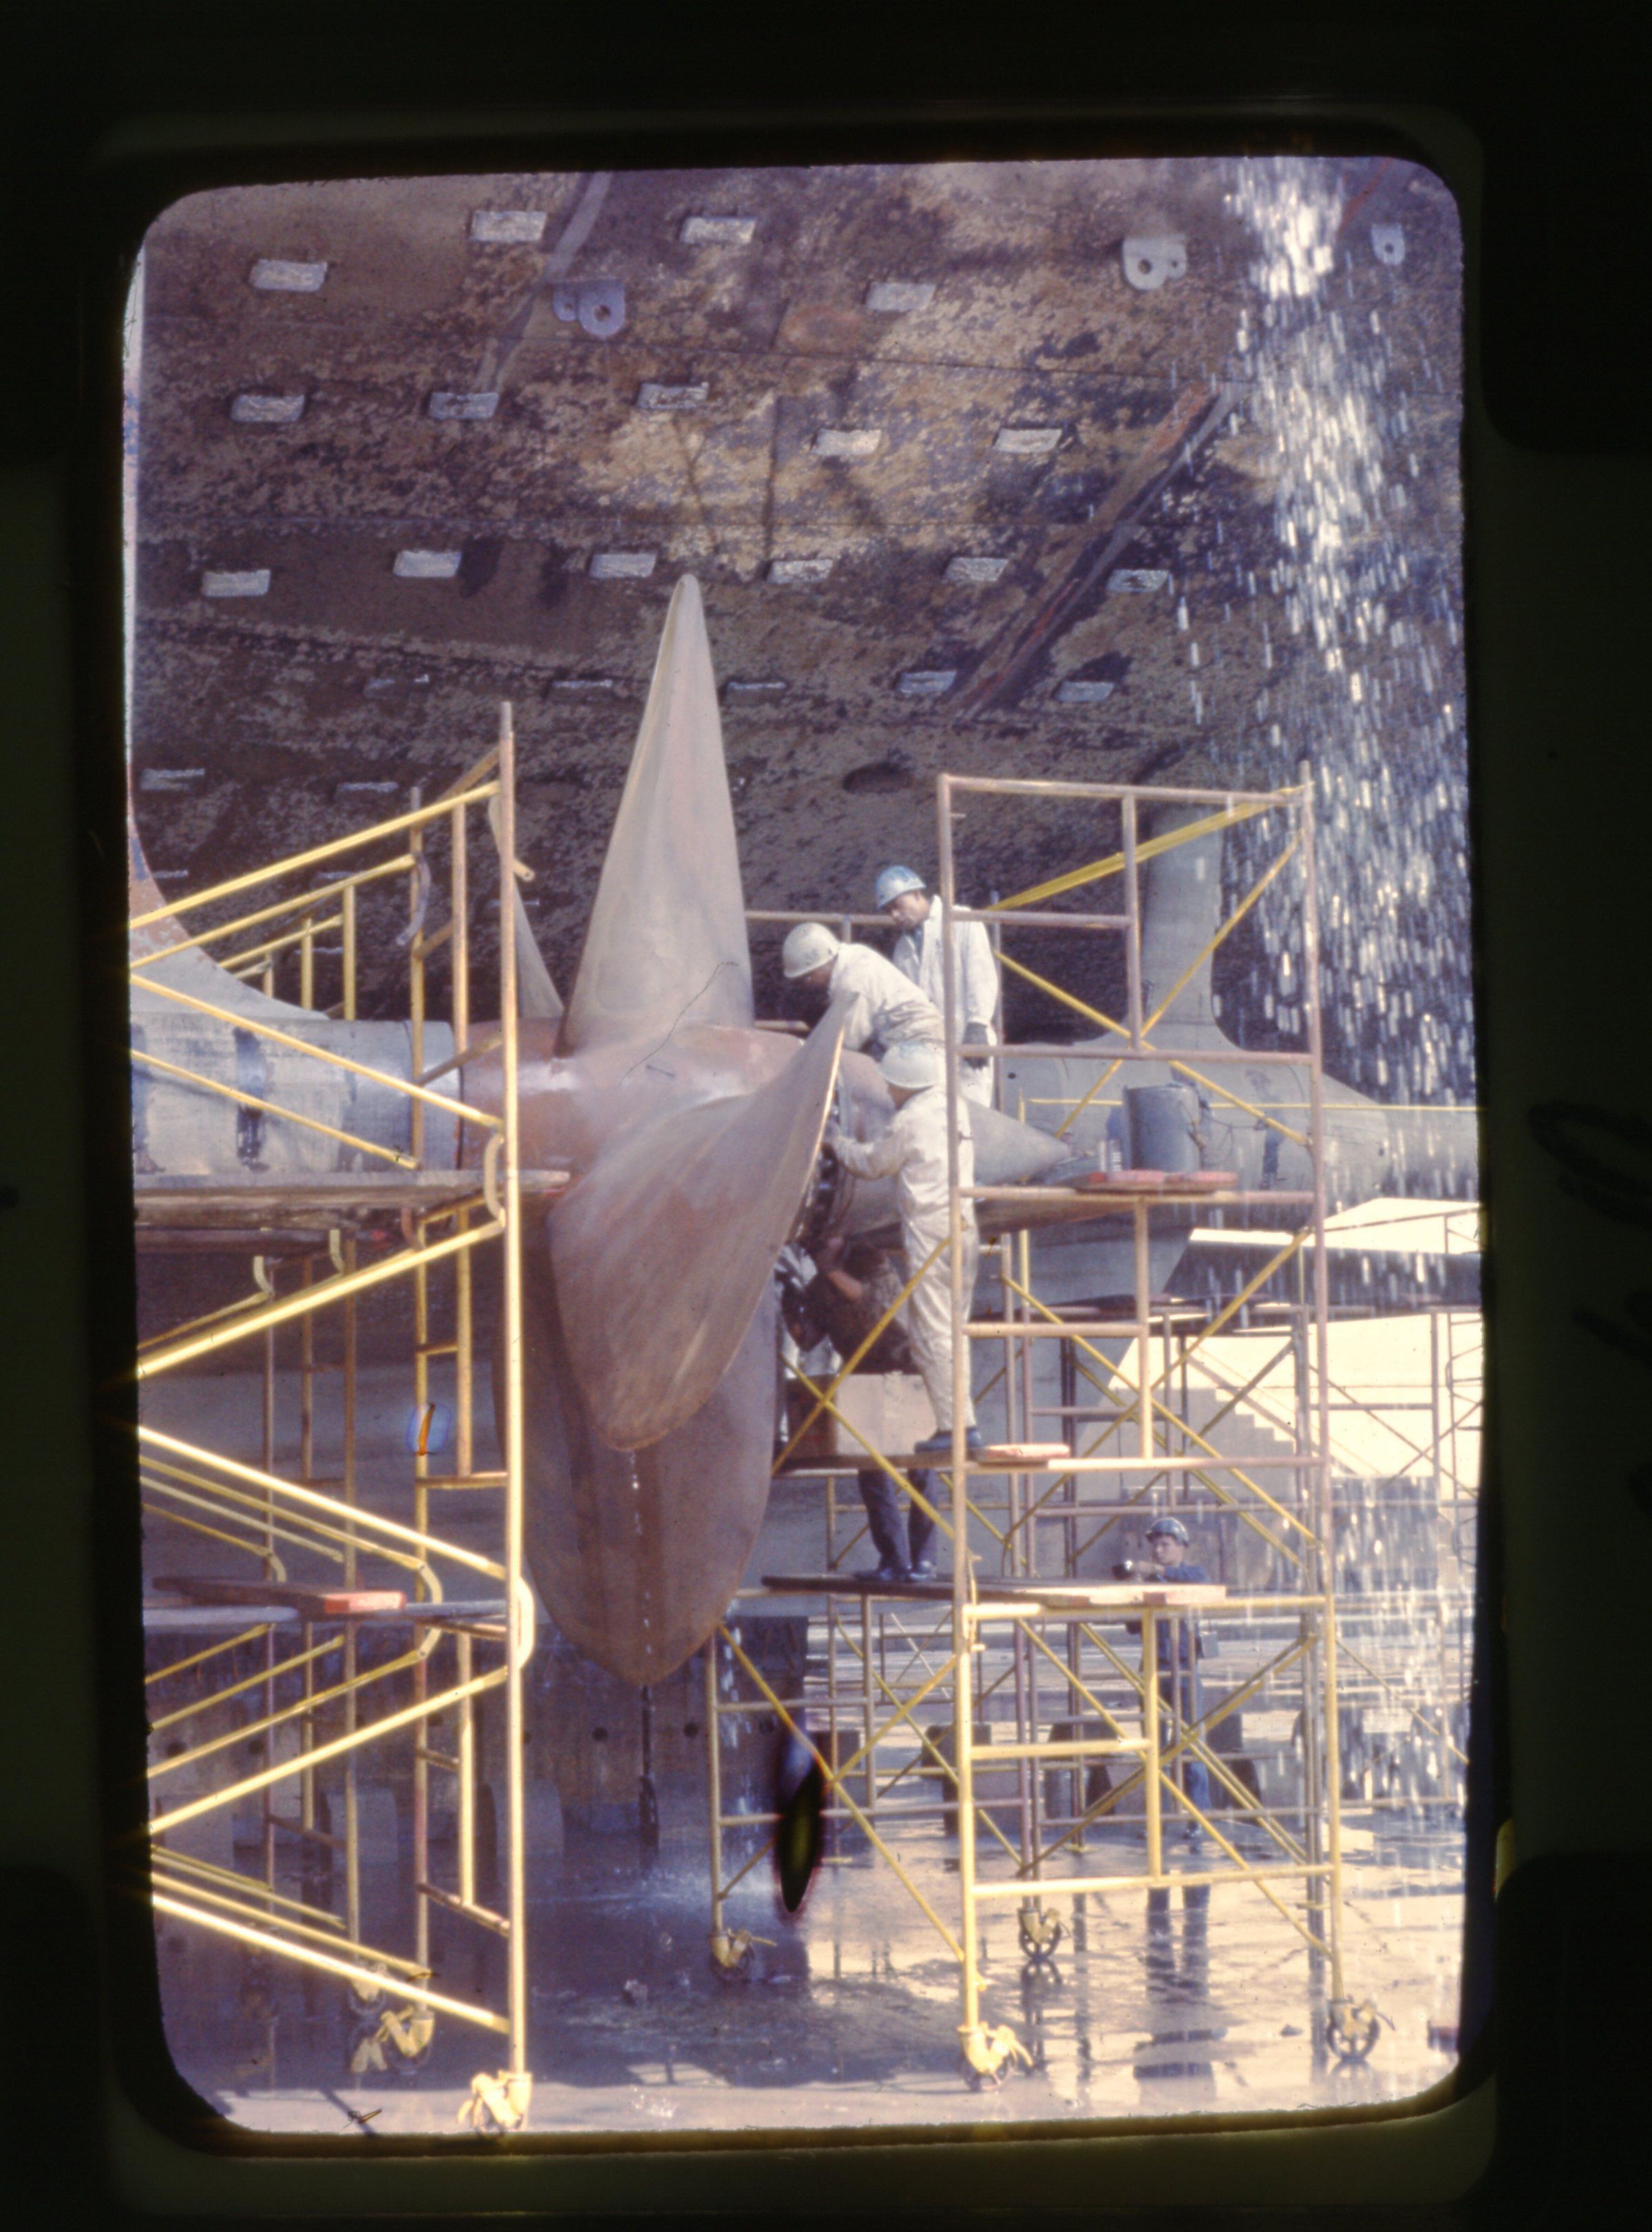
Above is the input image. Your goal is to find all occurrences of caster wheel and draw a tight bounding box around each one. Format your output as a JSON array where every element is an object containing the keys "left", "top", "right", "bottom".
[
  {"left": 1018, "top": 1912, "right": 1063, "bottom": 1965},
  {"left": 958, "top": 2021, "right": 1032, "bottom": 2088},
  {"left": 382, "top": 2006, "right": 436, "bottom": 2079},
  {"left": 1325, "top": 1999, "right": 1383, "bottom": 2062},
  {"left": 710, "top": 1928, "right": 763, "bottom": 1982}
]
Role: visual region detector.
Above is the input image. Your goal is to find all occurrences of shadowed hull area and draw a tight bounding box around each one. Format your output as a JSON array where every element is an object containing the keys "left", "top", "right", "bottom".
[{"left": 507, "top": 1235, "right": 780, "bottom": 1685}]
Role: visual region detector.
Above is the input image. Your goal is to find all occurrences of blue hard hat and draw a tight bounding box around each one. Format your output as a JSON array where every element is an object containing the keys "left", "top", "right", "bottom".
[
  {"left": 875, "top": 864, "right": 926, "bottom": 910},
  {"left": 1145, "top": 1514, "right": 1190, "bottom": 1546},
  {"left": 405, "top": 1400, "right": 454, "bottom": 1457}
]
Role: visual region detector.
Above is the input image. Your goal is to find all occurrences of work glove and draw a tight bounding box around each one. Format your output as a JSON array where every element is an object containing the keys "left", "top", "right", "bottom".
[{"left": 962, "top": 1022, "right": 990, "bottom": 1065}]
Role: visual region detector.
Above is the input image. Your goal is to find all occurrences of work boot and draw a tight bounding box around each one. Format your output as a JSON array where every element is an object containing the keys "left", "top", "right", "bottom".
[
  {"left": 855, "top": 1468, "right": 911, "bottom": 1580},
  {"left": 860, "top": 1557, "right": 911, "bottom": 1586},
  {"left": 915, "top": 1427, "right": 984, "bottom": 1457}
]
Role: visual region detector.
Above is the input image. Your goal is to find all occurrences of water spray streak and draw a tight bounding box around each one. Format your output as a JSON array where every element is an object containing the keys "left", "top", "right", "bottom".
[{"left": 1225, "top": 159, "right": 1470, "bottom": 1105}]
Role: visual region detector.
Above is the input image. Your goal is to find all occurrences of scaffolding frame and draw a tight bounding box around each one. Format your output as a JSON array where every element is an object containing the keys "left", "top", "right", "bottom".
[
  {"left": 706, "top": 770, "right": 1415, "bottom": 2084},
  {"left": 942, "top": 770, "right": 1365, "bottom": 2074},
  {"left": 130, "top": 707, "right": 538, "bottom": 2131}
]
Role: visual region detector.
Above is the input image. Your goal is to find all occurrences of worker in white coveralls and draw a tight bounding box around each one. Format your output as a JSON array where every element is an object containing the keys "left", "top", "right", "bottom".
[
  {"left": 875, "top": 865, "right": 1000, "bottom": 1108},
  {"left": 780, "top": 921, "right": 944, "bottom": 1058},
  {"left": 824, "top": 1041, "right": 983, "bottom": 1457}
]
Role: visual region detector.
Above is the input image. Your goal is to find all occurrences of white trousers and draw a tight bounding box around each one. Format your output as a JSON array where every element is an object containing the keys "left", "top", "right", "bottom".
[
  {"left": 959, "top": 1060, "right": 993, "bottom": 1108},
  {"left": 902, "top": 1214, "right": 979, "bottom": 1432}
]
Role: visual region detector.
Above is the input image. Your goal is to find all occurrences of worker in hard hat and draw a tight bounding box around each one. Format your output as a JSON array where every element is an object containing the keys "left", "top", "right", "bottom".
[
  {"left": 1141, "top": 1515, "right": 1214, "bottom": 1846},
  {"left": 874, "top": 865, "right": 1001, "bottom": 1108},
  {"left": 780, "top": 920, "right": 945, "bottom": 1059},
  {"left": 825, "top": 1040, "right": 982, "bottom": 1457}
]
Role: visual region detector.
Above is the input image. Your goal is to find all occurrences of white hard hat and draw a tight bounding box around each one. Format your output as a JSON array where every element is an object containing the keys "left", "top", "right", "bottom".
[
  {"left": 874, "top": 863, "right": 926, "bottom": 910},
  {"left": 879, "top": 1041, "right": 944, "bottom": 1092},
  {"left": 781, "top": 921, "right": 842, "bottom": 978}
]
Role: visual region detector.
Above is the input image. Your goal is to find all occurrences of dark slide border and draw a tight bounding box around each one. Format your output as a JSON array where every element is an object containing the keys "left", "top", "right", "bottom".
[{"left": 1, "top": 6, "right": 1647, "bottom": 2225}]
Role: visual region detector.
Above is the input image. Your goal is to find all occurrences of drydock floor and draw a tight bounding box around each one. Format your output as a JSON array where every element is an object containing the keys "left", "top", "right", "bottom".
[{"left": 156, "top": 1813, "right": 1465, "bottom": 2137}]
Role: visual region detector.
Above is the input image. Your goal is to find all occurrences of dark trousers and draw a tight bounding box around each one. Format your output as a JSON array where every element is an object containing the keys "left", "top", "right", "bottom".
[
  {"left": 1156, "top": 1663, "right": 1212, "bottom": 1819},
  {"left": 856, "top": 1468, "right": 937, "bottom": 1570}
]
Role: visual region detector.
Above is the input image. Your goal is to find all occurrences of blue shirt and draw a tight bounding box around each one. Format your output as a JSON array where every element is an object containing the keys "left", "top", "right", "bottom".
[{"left": 1146, "top": 1561, "right": 1209, "bottom": 1667}]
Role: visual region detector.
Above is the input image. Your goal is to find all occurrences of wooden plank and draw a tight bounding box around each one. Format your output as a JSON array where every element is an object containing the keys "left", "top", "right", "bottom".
[
  {"left": 988, "top": 1581, "right": 1228, "bottom": 1606},
  {"left": 132, "top": 1168, "right": 569, "bottom": 1228},
  {"left": 759, "top": 1574, "right": 953, "bottom": 1599},
  {"left": 143, "top": 1603, "right": 299, "bottom": 1630},
  {"left": 957, "top": 382, "right": 1238, "bottom": 718},
  {"left": 1072, "top": 1169, "right": 1238, "bottom": 1194},
  {"left": 776, "top": 1445, "right": 1107, "bottom": 1475},
  {"left": 156, "top": 1576, "right": 407, "bottom": 1617},
  {"left": 142, "top": 1597, "right": 509, "bottom": 1630},
  {"left": 756, "top": 1575, "right": 1226, "bottom": 1608}
]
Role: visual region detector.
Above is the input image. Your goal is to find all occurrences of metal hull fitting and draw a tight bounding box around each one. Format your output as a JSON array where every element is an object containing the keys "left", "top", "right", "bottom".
[{"left": 128, "top": 793, "right": 458, "bottom": 1175}]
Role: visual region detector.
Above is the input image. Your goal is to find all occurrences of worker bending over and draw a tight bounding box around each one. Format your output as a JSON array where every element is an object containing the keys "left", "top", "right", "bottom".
[
  {"left": 780, "top": 1235, "right": 939, "bottom": 1583},
  {"left": 825, "top": 1041, "right": 982, "bottom": 1457},
  {"left": 875, "top": 865, "right": 1000, "bottom": 1108},
  {"left": 781, "top": 921, "right": 943, "bottom": 1059}
]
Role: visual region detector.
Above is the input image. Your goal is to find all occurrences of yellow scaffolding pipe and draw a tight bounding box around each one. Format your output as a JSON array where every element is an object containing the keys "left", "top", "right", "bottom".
[
  {"left": 721, "top": 1630, "right": 968, "bottom": 1966},
  {"left": 135, "top": 724, "right": 534, "bottom": 2118},
  {"left": 145, "top": 1659, "right": 510, "bottom": 1838},
  {"left": 136, "top": 1219, "right": 504, "bottom": 1378},
  {"left": 983, "top": 794, "right": 1286, "bottom": 916},
  {"left": 127, "top": 973, "right": 502, "bottom": 1131},
  {"left": 147, "top": 1894, "right": 509, "bottom": 2033},
  {"left": 130, "top": 782, "right": 500, "bottom": 927},
  {"left": 138, "top": 853, "right": 416, "bottom": 967},
  {"left": 138, "top": 1433, "right": 507, "bottom": 1583},
  {"left": 218, "top": 909, "right": 344, "bottom": 974},
  {"left": 145, "top": 1848, "right": 346, "bottom": 1930}
]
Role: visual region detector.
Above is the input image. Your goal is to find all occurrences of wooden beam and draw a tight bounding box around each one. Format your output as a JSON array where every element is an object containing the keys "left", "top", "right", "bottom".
[{"left": 956, "top": 382, "right": 1239, "bottom": 719}]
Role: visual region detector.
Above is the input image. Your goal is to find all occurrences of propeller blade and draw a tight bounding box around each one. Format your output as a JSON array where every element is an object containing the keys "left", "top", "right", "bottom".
[
  {"left": 560, "top": 574, "right": 753, "bottom": 1051},
  {"left": 486, "top": 797, "right": 563, "bottom": 1022},
  {"left": 551, "top": 1010, "right": 845, "bottom": 1450},
  {"left": 513, "top": 1256, "right": 778, "bottom": 1685}
]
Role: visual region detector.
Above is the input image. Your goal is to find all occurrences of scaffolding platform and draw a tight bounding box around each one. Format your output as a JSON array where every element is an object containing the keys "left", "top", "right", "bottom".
[
  {"left": 143, "top": 1594, "right": 509, "bottom": 1632},
  {"left": 132, "top": 711, "right": 537, "bottom": 2131},
  {"left": 135, "top": 1168, "right": 570, "bottom": 1230},
  {"left": 759, "top": 1575, "right": 1227, "bottom": 1611},
  {"left": 706, "top": 770, "right": 1421, "bottom": 2087},
  {"left": 774, "top": 1442, "right": 1072, "bottom": 1477}
]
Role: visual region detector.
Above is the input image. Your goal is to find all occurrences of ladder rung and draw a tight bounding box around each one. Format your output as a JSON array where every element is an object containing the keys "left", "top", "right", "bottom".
[{"left": 416, "top": 1882, "right": 510, "bottom": 1937}]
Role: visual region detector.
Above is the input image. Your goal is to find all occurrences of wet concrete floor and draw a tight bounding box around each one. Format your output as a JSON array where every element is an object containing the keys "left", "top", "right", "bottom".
[{"left": 158, "top": 1812, "right": 1465, "bottom": 2137}]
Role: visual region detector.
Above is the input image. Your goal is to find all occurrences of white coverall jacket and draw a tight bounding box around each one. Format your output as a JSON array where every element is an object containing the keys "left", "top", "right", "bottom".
[
  {"left": 891, "top": 907, "right": 1000, "bottom": 1108},
  {"left": 832, "top": 1084, "right": 977, "bottom": 1433},
  {"left": 827, "top": 942, "right": 944, "bottom": 1057}
]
